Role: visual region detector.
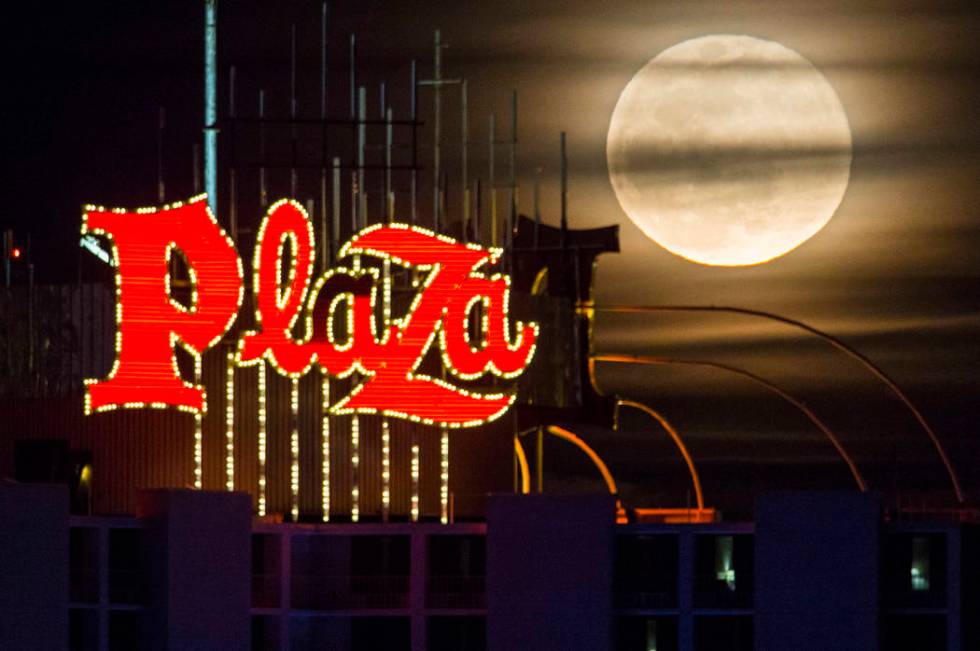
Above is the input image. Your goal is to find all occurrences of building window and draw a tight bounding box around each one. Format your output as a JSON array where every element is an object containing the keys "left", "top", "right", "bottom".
[
  {"left": 910, "top": 536, "right": 930, "bottom": 592},
  {"left": 427, "top": 535, "right": 486, "bottom": 609},
  {"left": 351, "top": 616, "right": 410, "bottom": 651},
  {"left": 715, "top": 536, "right": 735, "bottom": 590},
  {"left": 694, "top": 616, "right": 752, "bottom": 651},
  {"left": 613, "top": 535, "right": 679, "bottom": 609},
  {"left": 880, "top": 532, "right": 946, "bottom": 609},
  {"left": 694, "top": 534, "right": 753, "bottom": 609},
  {"left": 108, "top": 527, "right": 146, "bottom": 605},
  {"left": 252, "top": 533, "right": 281, "bottom": 609},
  {"left": 880, "top": 614, "right": 946, "bottom": 651},
  {"left": 614, "top": 616, "right": 678, "bottom": 651},
  {"left": 428, "top": 616, "right": 486, "bottom": 651}
]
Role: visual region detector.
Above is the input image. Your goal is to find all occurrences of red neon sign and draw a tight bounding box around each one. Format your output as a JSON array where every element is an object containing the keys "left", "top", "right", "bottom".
[{"left": 81, "top": 196, "right": 537, "bottom": 427}]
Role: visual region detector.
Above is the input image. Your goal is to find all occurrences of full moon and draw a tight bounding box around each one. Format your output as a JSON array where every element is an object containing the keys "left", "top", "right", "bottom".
[{"left": 606, "top": 35, "right": 852, "bottom": 266}]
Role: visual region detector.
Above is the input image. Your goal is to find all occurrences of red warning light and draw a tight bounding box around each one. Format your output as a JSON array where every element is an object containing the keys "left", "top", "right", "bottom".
[{"left": 10, "top": 248, "right": 21, "bottom": 259}]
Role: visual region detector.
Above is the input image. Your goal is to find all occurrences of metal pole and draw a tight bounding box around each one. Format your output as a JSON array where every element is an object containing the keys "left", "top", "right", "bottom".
[
  {"left": 385, "top": 107, "right": 393, "bottom": 222},
  {"left": 321, "top": 2, "right": 329, "bottom": 118},
  {"left": 560, "top": 131, "right": 568, "bottom": 251},
  {"left": 320, "top": 1, "right": 329, "bottom": 270},
  {"left": 473, "top": 178, "right": 481, "bottom": 243},
  {"left": 157, "top": 106, "right": 166, "bottom": 204},
  {"left": 461, "top": 79, "right": 469, "bottom": 242},
  {"left": 410, "top": 60, "right": 418, "bottom": 224},
  {"left": 358, "top": 86, "right": 367, "bottom": 229},
  {"left": 204, "top": 0, "right": 218, "bottom": 214},
  {"left": 349, "top": 34, "right": 356, "bottom": 118},
  {"left": 193, "top": 143, "right": 201, "bottom": 195},
  {"left": 509, "top": 90, "right": 517, "bottom": 249},
  {"left": 380, "top": 82, "right": 387, "bottom": 221},
  {"left": 432, "top": 30, "right": 442, "bottom": 230},
  {"left": 489, "top": 112, "right": 497, "bottom": 246},
  {"left": 259, "top": 90, "right": 268, "bottom": 207},
  {"left": 290, "top": 23, "right": 298, "bottom": 198},
  {"left": 332, "top": 158, "right": 341, "bottom": 260},
  {"left": 350, "top": 34, "right": 358, "bottom": 231},
  {"left": 533, "top": 167, "right": 541, "bottom": 248},
  {"left": 27, "top": 260, "right": 34, "bottom": 380},
  {"left": 228, "top": 66, "right": 237, "bottom": 240}
]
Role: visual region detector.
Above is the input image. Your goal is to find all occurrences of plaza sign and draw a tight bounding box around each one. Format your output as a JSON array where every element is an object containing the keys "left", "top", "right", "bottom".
[{"left": 80, "top": 195, "right": 537, "bottom": 428}]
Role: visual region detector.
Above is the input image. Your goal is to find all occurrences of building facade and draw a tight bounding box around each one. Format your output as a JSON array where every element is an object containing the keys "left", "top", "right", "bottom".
[{"left": 2, "top": 484, "right": 976, "bottom": 651}]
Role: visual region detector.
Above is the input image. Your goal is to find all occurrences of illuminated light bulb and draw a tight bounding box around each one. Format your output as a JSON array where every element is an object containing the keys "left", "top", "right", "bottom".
[
  {"left": 381, "top": 418, "right": 391, "bottom": 520},
  {"left": 410, "top": 443, "right": 421, "bottom": 522},
  {"left": 291, "top": 377, "right": 300, "bottom": 522},
  {"left": 321, "top": 376, "right": 330, "bottom": 522},
  {"left": 193, "top": 353, "right": 203, "bottom": 489},
  {"left": 225, "top": 351, "right": 235, "bottom": 491},
  {"left": 257, "top": 362, "right": 268, "bottom": 517},
  {"left": 440, "top": 427, "right": 450, "bottom": 524},
  {"left": 351, "top": 416, "right": 360, "bottom": 523}
]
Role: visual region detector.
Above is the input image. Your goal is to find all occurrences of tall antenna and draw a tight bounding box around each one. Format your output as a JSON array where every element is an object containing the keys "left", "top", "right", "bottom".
[
  {"left": 319, "top": 1, "right": 329, "bottom": 269},
  {"left": 228, "top": 66, "right": 237, "bottom": 240},
  {"left": 560, "top": 131, "right": 568, "bottom": 250},
  {"left": 433, "top": 30, "right": 442, "bottom": 229},
  {"left": 203, "top": 0, "right": 218, "bottom": 213},
  {"left": 290, "top": 23, "right": 298, "bottom": 197},
  {"left": 157, "top": 106, "right": 166, "bottom": 204},
  {"left": 461, "top": 79, "right": 469, "bottom": 242}
]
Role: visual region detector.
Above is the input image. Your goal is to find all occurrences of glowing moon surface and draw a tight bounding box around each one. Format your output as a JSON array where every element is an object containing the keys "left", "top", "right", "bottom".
[{"left": 606, "top": 35, "right": 852, "bottom": 266}]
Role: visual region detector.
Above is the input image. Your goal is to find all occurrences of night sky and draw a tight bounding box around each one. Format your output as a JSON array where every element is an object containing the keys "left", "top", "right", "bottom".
[{"left": 2, "top": 0, "right": 977, "bottom": 517}]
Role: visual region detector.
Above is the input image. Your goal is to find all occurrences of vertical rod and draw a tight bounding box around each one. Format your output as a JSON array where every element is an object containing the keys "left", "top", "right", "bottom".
[
  {"left": 204, "top": 0, "right": 218, "bottom": 213},
  {"left": 290, "top": 377, "right": 300, "bottom": 522},
  {"left": 352, "top": 75, "right": 366, "bottom": 521},
  {"left": 257, "top": 362, "right": 268, "bottom": 516},
  {"left": 193, "top": 143, "right": 202, "bottom": 195},
  {"left": 489, "top": 113, "right": 497, "bottom": 246},
  {"left": 410, "top": 443, "right": 420, "bottom": 522},
  {"left": 193, "top": 354, "right": 203, "bottom": 489},
  {"left": 461, "top": 79, "right": 469, "bottom": 242},
  {"left": 381, "top": 419, "right": 391, "bottom": 522},
  {"left": 228, "top": 66, "right": 238, "bottom": 240},
  {"left": 319, "top": 1, "right": 329, "bottom": 271},
  {"left": 27, "top": 259, "right": 34, "bottom": 381},
  {"left": 321, "top": 374, "right": 331, "bottom": 522},
  {"left": 259, "top": 90, "right": 268, "bottom": 208},
  {"left": 378, "top": 81, "right": 389, "bottom": 222},
  {"left": 225, "top": 350, "right": 235, "bottom": 491},
  {"left": 290, "top": 23, "right": 298, "bottom": 198},
  {"left": 536, "top": 426, "right": 544, "bottom": 493},
  {"left": 321, "top": 2, "right": 329, "bottom": 118},
  {"left": 509, "top": 90, "right": 517, "bottom": 249},
  {"left": 473, "top": 178, "right": 481, "bottom": 243},
  {"left": 533, "top": 167, "right": 541, "bottom": 248},
  {"left": 332, "top": 158, "right": 341, "bottom": 260},
  {"left": 385, "top": 108, "right": 393, "bottom": 222},
  {"left": 440, "top": 428, "right": 450, "bottom": 524},
  {"left": 157, "top": 107, "right": 166, "bottom": 204},
  {"left": 410, "top": 60, "right": 418, "bottom": 224},
  {"left": 357, "top": 86, "right": 367, "bottom": 228},
  {"left": 349, "top": 35, "right": 357, "bottom": 232},
  {"left": 351, "top": 414, "right": 360, "bottom": 522},
  {"left": 432, "top": 30, "right": 442, "bottom": 230},
  {"left": 349, "top": 34, "right": 356, "bottom": 118},
  {"left": 380, "top": 81, "right": 387, "bottom": 220},
  {"left": 560, "top": 131, "right": 568, "bottom": 250}
]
